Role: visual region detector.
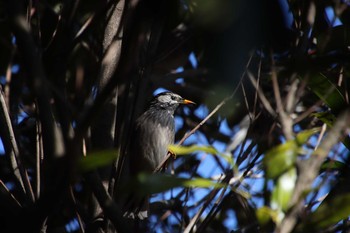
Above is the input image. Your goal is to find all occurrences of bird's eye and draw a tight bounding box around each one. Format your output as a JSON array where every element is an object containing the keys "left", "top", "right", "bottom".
[{"left": 171, "top": 96, "right": 176, "bottom": 100}]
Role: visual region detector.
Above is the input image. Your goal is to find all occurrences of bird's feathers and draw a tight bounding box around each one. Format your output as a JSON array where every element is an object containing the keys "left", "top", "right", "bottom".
[
  {"left": 123, "top": 92, "right": 193, "bottom": 220},
  {"left": 131, "top": 107, "right": 175, "bottom": 172}
]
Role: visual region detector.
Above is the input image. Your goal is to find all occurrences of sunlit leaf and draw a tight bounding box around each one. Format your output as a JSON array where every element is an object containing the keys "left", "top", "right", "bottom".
[
  {"left": 169, "top": 144, "right": 217, "bottom": 155},
  {"left": 169, "top": 144, "right": 233, "bottom": 165},
  {"left": 264, "top": 141, "right": 297, "bottom": 179},
  {"left": 131, "top": 173, "right": 225, "bottom": 196},
  {"left": 264, "top": 128, "right": 320, "bottom": 179},
  {"left": 271, "top": 168, "right": 297, "bottom": 212},
  {"left": 182, "top": 177, "right": 225, "bottom": 188},
  {"left": 296, "top": 127, "right": 320, "bottom": 145},
  {"left": 79, "top": 150, "right": 117, "bottom": 171}
]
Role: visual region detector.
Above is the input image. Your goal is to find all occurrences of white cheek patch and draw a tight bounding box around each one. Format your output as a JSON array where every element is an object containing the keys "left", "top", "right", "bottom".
[{"left": 158, "top": 95, "right": 170, "bottom": 103}]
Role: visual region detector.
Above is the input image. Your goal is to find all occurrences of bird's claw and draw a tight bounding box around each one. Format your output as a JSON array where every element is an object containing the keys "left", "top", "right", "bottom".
[{"left": 168, "top": 149, "right": 176, "bottom": 159}]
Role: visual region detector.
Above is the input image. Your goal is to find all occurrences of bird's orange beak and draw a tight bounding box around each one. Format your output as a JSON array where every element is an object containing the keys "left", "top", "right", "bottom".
[{"left": 182, "top": 99, "right": 196, "bottom": 105}]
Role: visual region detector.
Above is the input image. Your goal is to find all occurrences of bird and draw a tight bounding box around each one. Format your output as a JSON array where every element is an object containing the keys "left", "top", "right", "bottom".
[{"left": 123, "top": 91, "right": 195, "bottom": 220}]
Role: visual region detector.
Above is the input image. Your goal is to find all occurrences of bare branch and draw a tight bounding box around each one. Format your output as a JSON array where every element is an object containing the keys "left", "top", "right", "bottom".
[
  {"left": 155, "top": 54, "right": 255, "bottom": 172},
  {"left": 0, "top": 86, "right": 34, "bottom": 202},
  {"left": 277, "top": 111, "right": 350, "bottom": 233},
  {"left": 271, "top": 66, "right": 293, "bottom": 140},
  {"left": 84, "top": 171, "right": 131, "bottom": 233},
  {"left": 247, "top": 71, "right": 276, "bottom": 117},
  {"left": 0, "top": 180, "right": 22, "bottom": 214}
]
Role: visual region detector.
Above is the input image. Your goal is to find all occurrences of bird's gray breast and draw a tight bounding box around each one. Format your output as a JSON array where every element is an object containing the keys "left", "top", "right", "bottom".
[{"left": 133, "top": 109, "right": 175, "bottom": 171}]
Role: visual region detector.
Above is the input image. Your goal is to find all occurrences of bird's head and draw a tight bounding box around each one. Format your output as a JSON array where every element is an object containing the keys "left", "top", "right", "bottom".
[{"left": 150, "top": 92, "right": 195, "bottom": 112}]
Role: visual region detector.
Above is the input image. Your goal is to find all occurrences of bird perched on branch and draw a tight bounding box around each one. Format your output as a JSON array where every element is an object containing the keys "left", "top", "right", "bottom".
[{"left": 124, "top": 91, "right": 195, "bottom": 220}]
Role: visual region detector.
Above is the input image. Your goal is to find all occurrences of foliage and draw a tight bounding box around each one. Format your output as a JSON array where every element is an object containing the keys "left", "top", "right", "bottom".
[{"left": 1, "top": 0, "right": 350, "bottom": 232}]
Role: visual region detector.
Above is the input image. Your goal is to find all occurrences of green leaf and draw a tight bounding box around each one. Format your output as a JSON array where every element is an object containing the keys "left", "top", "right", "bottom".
[
  {"left": 182, "top": 177, "right": 225, "bottom": 188},
  {"left": 296, "top": 127, "right": 321, "bottom": 145},
  {"left": 169, "top": 144, "right": 217, "bottom": 155},
  {"left": 256, "top": 206, "right": 279, "bottom": 225},
  {"left": 264, "top": 128, "right": 319, "bottom": 179},
  {"left": 169, "top": 144, "right": 234, "bottom": 165},
  {"left": 304, "top": 193, "right": 350, "bottom": 230},
  {"left": 131, "top": 173, "right": 225, "bottom": 196},
  {"left": 79, "top": 150, "right": 117, "bottom": 171},
  {"left": 320, "top": 159, "right": 347, "bottom": 172},
  {"left": 271, "top": 168, "right": 297, "bottom": 212},
  {"left": 306, "top": 73, "right": 346, "bottom": 112},
  {"left": 311, "top": 112, "right": 336, "bottom": 127},
  {"left": 264, "top": 141, "right": 297, "bottom": 179}
]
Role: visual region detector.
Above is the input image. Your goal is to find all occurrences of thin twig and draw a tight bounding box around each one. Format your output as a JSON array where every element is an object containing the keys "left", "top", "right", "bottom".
[
  {"left": 84, "top": 171, "right": 131, "bottom": 233},
  {"left": 314, "top": 123, "right": 327, "bottom": 151},
  {"left": 285, "top": 78, "right": 299, "bottom": 114},
  {"left": 0, "top": 180, "right": 22, "bottom": 214},
  {"left": 0, "top": 87, "right": 35, "bottom": 202},
  {"left": 277, "top": 111, "right": 350, "bottom": 233},
  {"left": 253, "top": 54, "right": 262, "bottom": 117},
  {"left": 35, "top": 120, "right": 43, "bottom": 200},
  {"left": 183, "top": 174, "right": 233, "bottom": 233},
  {"left": 293, "top": 101, "right": 322, "bottom": 124},
  {"left": 241, "top": 83, "right": 252, "bottom": 119},
  {"left": 69, "top": 186, "right": 85, "bottom": 233},
  {"left": 196, "top": 185, "right": 228, "bottom": 232},
  {"left": 271, "top": 65, "right": 293, "bottom": 140},
  {"left": 247, "top": 71, "right": 276, "bottom": 117},
  {"left": 155, "top": 54, "right": 254, "bottom": 172},
  {"left": 154, "top": 90, "right": 238, "bottom": 172}
]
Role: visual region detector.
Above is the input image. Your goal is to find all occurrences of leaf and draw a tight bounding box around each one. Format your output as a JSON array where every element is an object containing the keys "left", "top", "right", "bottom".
[
  {"left": 320, "top": 159, "right": 347, "bottom": 172},
  {"left": 264, "top": 128, "right": 320, "bottom": 179},
  {"left": 296, "top": 127, "right": 321, "bottom": 145},
  {"left": 303, "top": 193, "right": 350, "bottom": 230},
  {"left": 256, "top": 206, "right": 279, "bottom": 225},
  {"left": 264, "top": 141, "right": 297, "bottom": 179},
  {"left": 79, "top": 150, "right": 117, "bottom": 171},
  {"left": 169, "top": 144, "right": 217, "bottom": 155},
  {"left": 306, "top": 73, "right": 346, "bottom": 113},
  {"left": 182, "top": 177, "right": 225, "bottom": 188},
  {"left": 311, "top": 112, "right": 336, "bottom": 127},
  {"left": 317, "top": 25, "right": 350, "bottom": 53},
  {"left": 169, "top": 144, "right": 234, "bottom": 165},
  {"left": 271, "top": 168, "right": 297, "bottom": 212},
  {"left": 131, "top": 173, "right": 225, "bottom": 196}
]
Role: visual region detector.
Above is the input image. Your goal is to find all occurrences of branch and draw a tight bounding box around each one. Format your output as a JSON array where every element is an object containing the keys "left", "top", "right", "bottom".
[
  {"left": 0, "top": 87, "right": 34, "bottom": 202},
  {"left": 7, "top": 1, "right": 69, "bottom": 229},
  {"left": 277, "top": 111, "right": 350, "bottom": 233},
  {"left": 247, "top": 71, "right": 276, "bottom": 117},
  {"left": 0, "top": 180, "right": 22, "bottom": 215},
  {"left": 7, "top": 1, "right": 63, "bottom": 160},
  {"left": 154, "top": 53, "right": 253, "bottom": 172},
  {"left": 84, "top": 171, "right": 131, "bottom": 233}
]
